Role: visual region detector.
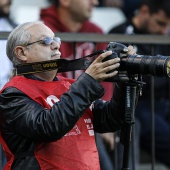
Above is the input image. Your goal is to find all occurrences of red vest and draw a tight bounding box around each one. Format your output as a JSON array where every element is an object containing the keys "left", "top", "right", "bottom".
[{"left": 0, "top": 76, "right": 100, "bottom": 170}]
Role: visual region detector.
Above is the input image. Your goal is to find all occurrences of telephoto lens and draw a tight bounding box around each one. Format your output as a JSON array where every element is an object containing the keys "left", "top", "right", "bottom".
[
  {"left": 106, "top": 42, "right": 170, "bottom": 78},
  {"left": 120, "top": 55, "right": 170, "bottom": 77}
]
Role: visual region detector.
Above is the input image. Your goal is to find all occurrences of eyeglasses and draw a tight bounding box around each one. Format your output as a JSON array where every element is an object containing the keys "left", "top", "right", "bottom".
[{"left": 25, "top": 37, "right": 61, "bottom": 46}]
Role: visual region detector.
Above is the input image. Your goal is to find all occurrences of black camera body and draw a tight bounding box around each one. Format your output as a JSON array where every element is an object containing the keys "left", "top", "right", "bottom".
[{"left": 104, "top": 42, "right": 170, "bottom": 82}]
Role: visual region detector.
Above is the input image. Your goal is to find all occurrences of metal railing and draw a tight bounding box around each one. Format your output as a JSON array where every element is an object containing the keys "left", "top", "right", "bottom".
[{"left": 1, "top": 31, "right": 170, "bottom": 44}]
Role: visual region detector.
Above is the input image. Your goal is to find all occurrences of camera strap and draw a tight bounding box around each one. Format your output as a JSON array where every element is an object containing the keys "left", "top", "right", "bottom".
[{"left": 16, "top": 50, "right": 105, "bottom": 75}]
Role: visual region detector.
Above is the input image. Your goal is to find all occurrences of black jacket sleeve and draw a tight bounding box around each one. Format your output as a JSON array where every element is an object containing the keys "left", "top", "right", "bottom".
[{"left": 93, "top": 82, "right": 126, "bottom": 133}]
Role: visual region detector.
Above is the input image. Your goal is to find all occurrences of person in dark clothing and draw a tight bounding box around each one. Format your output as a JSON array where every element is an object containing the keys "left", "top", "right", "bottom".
[
  {"left": 0, "top": 21, "right": 137, "bottom": 170},
  {"left": 109, "top": 0, "right": 170, "bottom": 168}
]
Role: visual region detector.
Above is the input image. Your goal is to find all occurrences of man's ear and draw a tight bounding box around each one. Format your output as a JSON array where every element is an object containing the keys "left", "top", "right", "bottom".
[{"left": 14, "top": 46, "right": 28, "bottom": 62}]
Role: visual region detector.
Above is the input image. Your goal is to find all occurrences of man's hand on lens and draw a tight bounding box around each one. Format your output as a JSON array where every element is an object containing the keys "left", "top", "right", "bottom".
[{"left": 127, "top": 45, "right": 136, "bottom": 55}]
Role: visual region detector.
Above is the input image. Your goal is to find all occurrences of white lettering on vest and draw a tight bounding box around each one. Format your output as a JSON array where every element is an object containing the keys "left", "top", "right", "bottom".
[
  {"left": 84, "top": 118, "right": 91, "bottom": 124},
  {"left": 84, "top": 118, "right": 94, "bottom": 136},
  {"left": 46, "top": 95, "right": 59, "bottom": 107},
  {"left": 64, "top": 125, "right": 81, "bottom": 136}
]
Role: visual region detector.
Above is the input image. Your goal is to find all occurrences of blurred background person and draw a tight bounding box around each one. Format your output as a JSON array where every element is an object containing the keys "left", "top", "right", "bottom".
[{"left": 109, "top": 0, "right": 170, "bottom": 168}]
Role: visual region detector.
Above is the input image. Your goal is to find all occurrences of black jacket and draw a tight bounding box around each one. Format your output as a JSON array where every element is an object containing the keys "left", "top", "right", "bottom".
[{"left": 0, "top": 73, "right": 127, "bottom": 170}]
